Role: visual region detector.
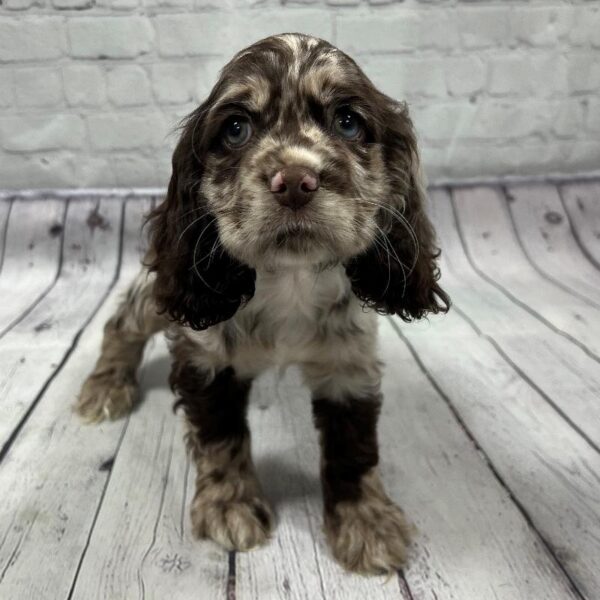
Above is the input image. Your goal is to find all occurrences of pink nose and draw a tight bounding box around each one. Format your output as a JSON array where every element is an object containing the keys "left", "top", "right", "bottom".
[{"left": 270, "top": 166, "right": 319, "bottom": 210}]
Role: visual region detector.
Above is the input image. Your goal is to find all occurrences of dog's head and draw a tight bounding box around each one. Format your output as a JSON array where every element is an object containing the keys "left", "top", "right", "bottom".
[{"left": 148, "top": 33, "right": 450, "bottom": 331}]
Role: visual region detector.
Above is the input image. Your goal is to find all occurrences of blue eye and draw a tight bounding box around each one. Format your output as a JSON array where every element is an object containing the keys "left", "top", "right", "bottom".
[
  {"left": 333, "top": 108, "right": 362, "bottom": 140},
  {"left": 224, "top": 116, "right": 252, "bottom": 146}
]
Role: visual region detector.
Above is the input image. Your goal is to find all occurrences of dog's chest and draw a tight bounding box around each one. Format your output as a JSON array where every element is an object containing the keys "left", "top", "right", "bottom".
[{"left": 230, "top": 265, "right": 351, "bottom": 370}]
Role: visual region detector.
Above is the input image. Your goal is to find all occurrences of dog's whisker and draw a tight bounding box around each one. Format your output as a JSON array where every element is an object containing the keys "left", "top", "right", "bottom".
[
  {"left": 375, "top": 225, "right": 408, "bottom": 298},
  {"left": 177, "top": 214, "right": 218, "bottom": 247},
  {"left": 176, "top": 215, "right": 206, "bottom": 247},
  {"left": 206, "top": 236, "right": 224, "bottom": 268},
  {"left": 370, "top": 228, "right": 393, "bottom": 299},
  {"left": 360, "top": 199, "right": 421, "bottom": 270},
  {"left": 191, "top": 230, "right": 227, "bottom": 296}
]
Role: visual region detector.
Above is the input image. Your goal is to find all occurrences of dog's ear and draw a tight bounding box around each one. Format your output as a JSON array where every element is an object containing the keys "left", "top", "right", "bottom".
[
  {"left": 146, "top": 107, "right": 256, "bottom": 331},
  {"left": 346, "top": 101, "right": 450, "bottom": 321}
]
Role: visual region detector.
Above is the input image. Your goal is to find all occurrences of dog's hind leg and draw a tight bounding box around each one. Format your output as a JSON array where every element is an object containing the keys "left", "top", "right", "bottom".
[{"left": 75, "top": 269, "right": 167, "bottom": 423}]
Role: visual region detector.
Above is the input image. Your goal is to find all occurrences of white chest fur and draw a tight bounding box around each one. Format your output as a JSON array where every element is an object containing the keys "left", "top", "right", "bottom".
[
  {"left": 231, "top": 264, "right": 350, "bottom": 369},
  {"left": 184, "top": 263, "right": 377, "bottom": 382}
]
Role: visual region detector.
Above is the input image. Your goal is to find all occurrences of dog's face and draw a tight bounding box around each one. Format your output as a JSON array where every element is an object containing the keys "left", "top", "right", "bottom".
[
  {"left": 199, "top": 34, "right": 390, "bottom": 267},
  {"left": 148, "top": 33, "right": 449, "bottom": 331}
]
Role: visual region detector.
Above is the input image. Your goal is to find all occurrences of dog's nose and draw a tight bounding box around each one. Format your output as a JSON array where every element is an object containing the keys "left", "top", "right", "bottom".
[{"left": 270, "top": 166, "right": 319, "bottom": 210}]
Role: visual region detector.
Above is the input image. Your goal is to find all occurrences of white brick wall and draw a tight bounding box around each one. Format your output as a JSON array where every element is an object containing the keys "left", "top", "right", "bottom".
[{"left": 0, "top": 0, "right": 599, "bottom": 189}]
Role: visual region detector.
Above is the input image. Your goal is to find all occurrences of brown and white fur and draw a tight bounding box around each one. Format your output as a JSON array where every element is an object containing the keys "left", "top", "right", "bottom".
[{"left": 76, "top": 33, "right": 450, "bottom": 575}]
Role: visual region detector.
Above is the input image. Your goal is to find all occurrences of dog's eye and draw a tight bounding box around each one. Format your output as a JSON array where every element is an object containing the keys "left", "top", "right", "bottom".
[
  {"left": 333, "top": 108, "right": 362, "bottom": 140},
  {"left": 223, "top": 116, "right": 252, "bottom": 147}
]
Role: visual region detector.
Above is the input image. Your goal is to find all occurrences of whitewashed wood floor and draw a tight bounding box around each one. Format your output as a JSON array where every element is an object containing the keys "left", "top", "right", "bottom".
[{"left": 0, "top": 182, "right": 599, "bottom": 600}]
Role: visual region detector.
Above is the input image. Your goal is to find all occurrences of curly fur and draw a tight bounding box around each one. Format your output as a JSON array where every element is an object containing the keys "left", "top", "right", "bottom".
[
  {"left": 76, "top": 33, "right": 450, "bottom": 575},
  {"left": 345, "top": 106, "right": 450, "bottom": 320},
  {"left": 145, "top": 138, "right": 256, "bottom": 331}
]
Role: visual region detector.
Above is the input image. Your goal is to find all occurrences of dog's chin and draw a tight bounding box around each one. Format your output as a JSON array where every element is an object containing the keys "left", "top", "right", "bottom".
[
  {"left": 222, "top": 208, "right": 373, "bottom": 270},
  {"left": 230, "top": 222, "right": 337, "bottom": 269},
  {"left": 273, "top": 222, "right": 317, "bottom": 248},
  {"left": 261, "top": 230, "right": 335, "bottom": 268}
]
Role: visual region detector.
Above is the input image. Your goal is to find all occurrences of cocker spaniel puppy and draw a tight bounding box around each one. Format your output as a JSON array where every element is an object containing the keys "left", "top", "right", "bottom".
[{"left": 76, "top": 33, "right": 449, "bottom": 575}]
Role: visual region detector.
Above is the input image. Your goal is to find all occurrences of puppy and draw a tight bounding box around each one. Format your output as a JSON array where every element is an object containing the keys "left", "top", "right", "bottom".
[{"left": 76, "top": 33, "right": 450, "bottom": 575}]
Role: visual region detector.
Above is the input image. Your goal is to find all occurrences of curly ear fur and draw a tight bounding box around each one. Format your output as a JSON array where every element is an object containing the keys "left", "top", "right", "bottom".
[
  {"left": 146, "top": 108, "right": 256, "bottom": 331},
  {"left": 346, "top": 102, "right": 450, "bottom": 321}
]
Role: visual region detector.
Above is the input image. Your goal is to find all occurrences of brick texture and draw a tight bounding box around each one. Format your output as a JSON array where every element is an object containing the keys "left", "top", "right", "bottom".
[
  {"left": 0, "top": 115, "right": 86, "bottom": 152},
  {"left": 14, "top": 67, "right": 63, "bottom": 107},
  {"left": 0, "top": 1, "right": 598, "bottom": 189},
  {"left": 62, "top": 65, "right": 107, "bottom": 107},
  {"left": 106, "top": 65, "right": 152, "bottom": 106},
  {"left": 67, "top": 17, "right": 153, "bottom": 59}
]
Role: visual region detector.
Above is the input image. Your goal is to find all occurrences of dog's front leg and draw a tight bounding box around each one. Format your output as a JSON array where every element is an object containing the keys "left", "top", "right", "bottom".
[
  {"left": 305, "top": 360, "right": 412, "bottom": 574},
  {"left": 170, "top": 339, "right": 274, "bottom": 551},
  {"left": 76, "top": 269, "right": 167, "bottom": 422}
]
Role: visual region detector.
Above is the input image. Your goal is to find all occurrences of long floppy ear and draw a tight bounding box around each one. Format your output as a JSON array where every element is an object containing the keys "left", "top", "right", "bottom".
[
  {"left": 346, "top": 101, "right": 450, "bottom": 321},
  {"left": 145, "top": 108, "right": 256, "bottom": 331}
]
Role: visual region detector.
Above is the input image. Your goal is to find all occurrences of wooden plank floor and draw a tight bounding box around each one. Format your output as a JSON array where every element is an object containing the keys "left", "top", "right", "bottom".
[{"left": 0, "top": 183, "right": 598, "bottom": 600}]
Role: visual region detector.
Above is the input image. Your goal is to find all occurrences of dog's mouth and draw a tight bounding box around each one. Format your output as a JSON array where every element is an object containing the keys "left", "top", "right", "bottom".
[
  {"left": 249, "top": 208, "right": 345, "bottom": 264},
  {"left": 273, "top": 222, "right": 319, "bottom": 248}
]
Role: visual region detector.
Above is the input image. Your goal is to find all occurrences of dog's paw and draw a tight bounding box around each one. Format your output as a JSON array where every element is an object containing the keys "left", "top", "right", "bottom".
[
  {"left": 75, "top": 369, "right": 138, "bottom": 423},
  {"left": 325, "top": 493, "right": 413, "bottom": 575},
  {"left": 191, "top": 493, "right": 274, "bottom": 551}
]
